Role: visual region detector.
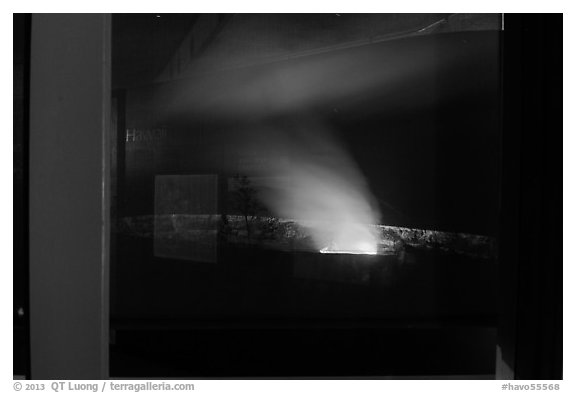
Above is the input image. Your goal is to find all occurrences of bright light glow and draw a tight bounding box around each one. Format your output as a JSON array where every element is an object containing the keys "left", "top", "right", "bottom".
[
  {"left": 318, "top": 224, "right": 379, "bottom": 255},
  {"left": 320, "top": 245, "right": 377, "bottom": 255},
  {"left": 243, "top": 122, "right": 382, "bottom": 257}
]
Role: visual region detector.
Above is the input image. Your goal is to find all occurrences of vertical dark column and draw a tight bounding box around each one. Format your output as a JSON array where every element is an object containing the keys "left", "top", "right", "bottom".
[
  {"left": 110, "top": 89, "right": 126, "bottom": 320},
  {"left": 496, "top": 14, "right": 563, "bottom": 380},
  {"left": 115, "top": 90, "right": 126, "bottom": 218},
  {"left": 496, "top": 17, "right": 520, "bottom": 378},
  {"left": 29, "top": 14, "right": 111, "bottom": 379},
  {"left": 13, "top": 13, "right": 31, "bottom": 378},
  {"left": 511, "top": 13, "right": 562, "bottom": 380}
]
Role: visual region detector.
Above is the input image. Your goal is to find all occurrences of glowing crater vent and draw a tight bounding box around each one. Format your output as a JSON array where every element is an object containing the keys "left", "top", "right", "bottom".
[
  {"left": 318, "top": 224, "right": 379, "bottom": 255},
  {"left": 319, "top": 244, "right": 377, "bottom": 255}
]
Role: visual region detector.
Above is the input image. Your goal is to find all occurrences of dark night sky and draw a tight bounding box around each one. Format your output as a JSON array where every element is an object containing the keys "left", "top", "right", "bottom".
[{"left": 334, "top": 33, "right": 501, "bottom": 235}]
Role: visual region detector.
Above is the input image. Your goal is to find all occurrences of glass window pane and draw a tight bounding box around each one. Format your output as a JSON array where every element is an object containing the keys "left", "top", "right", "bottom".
[{"left": 110, "top": 13, "right": 503, "bottom": 378}]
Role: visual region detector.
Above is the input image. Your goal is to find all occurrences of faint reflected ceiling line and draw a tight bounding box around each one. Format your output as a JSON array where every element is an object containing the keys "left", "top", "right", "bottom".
[
  {"left": 156, "top": 13, "right": 493, "bottom": 85},
  {"left": 137, "top": 13, "right": 500, "bottom": 90},
  {"left": 191, "top": 14, "right": 235, "bottom": 61},
  {"left": 416, "top": 14, "right": 456, "bottom": 33}
]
